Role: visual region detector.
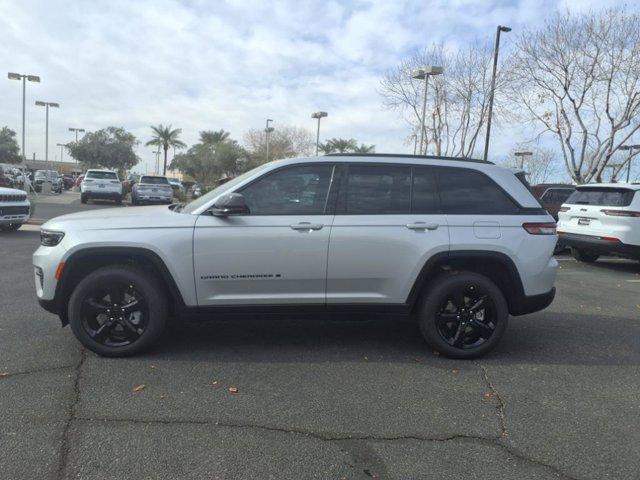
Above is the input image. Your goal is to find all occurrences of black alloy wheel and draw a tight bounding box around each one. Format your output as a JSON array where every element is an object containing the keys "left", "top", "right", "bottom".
[
  {"left": 418, "top": 272, "right": 508, "bottom": 359},
  {"left": 435, "top": 284, "right": 497, "bottom": 350},
  {"left": 80, "top": 282, "right": 149, "bottom": 347},
  {"left": 68, "top": 265, "right": 168, "bottom": 356}
]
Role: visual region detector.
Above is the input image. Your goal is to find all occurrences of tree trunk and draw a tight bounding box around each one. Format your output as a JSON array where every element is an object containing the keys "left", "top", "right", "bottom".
[{"left": 163, "top": 146, "right": 168, "bottom": 175}]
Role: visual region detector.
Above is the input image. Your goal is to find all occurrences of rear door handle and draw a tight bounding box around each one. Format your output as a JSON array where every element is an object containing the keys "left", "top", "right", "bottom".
[
  {"left": 290, "top": 222, "right": 324, "bottom": 231},
  {"left": 406, "top": 222, "right": 439, "bottom": 231}
]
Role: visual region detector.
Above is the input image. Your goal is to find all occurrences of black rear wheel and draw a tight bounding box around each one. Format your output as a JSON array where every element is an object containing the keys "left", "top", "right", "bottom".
[
  {"left": 571, "top": 248, "right": 599, "bottom": 263},
  {"left": 68, "top": 265, "right": 168, "bottom": 356},
  {"left": 418, "top": 272, "right": 508, "bottom": 359}
]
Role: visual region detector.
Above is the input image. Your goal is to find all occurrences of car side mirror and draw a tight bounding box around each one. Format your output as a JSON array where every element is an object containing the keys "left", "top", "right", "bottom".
[{"left": 210, "top": 193, "right": 250, "bottom": 216}]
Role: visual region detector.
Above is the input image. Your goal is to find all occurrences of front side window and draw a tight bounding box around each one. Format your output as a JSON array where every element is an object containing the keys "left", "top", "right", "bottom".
[
  {"left": 240, "top": 164, "right": 333, "bottom": 215},
  {"left": 343, "top": 164, "right": 410, "bottom": 214},
  {"left": 437, "top": 168, "right": 519, "bottom": 214}
]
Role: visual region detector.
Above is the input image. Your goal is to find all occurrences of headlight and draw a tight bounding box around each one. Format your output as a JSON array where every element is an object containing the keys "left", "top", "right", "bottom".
[{"left": 40, "top": 229, "right": 65, "bottom": 247}]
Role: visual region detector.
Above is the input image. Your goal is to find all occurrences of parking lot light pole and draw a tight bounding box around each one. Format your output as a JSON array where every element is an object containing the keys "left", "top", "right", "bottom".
[
  {"left": 412, "top": 66, "right": 444, "bottom": 155},
  {"left": 56, "top": 143, "right": 66, "bottom": 162},
  {"left": 311, "top": 111, "right": 328, "bottom": 156},
  {"left": 265, "top": 119, "right": 274, "bottom": 163},
  {"left": 35, "top": 100, "right": 60, "bottom": 169},
  {"left": 619, "top": 145, "right": 640, "bottom": 183},
  {"left": 514, "top": 151, "right": 533, "bottom": 169},
  {"left": 483, "top": 25, "right": 512, "bottom": 162},
  {"left": 68, "top": 128, "right": 85, "bottom": 175},
  {"left": 7, "top": 72, "right": 40, "bottom": 162}
]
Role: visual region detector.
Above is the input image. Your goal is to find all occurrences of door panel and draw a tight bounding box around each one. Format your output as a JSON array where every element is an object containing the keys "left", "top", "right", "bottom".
[
  {"left": 326, "top": 215, "right": 449, "bottom": 304},
  {"left": 194, "top": 214, "right": 333, "bottom": 305},
  {"left": 193, "top": 162, "right": 336, "bottom": 306}
]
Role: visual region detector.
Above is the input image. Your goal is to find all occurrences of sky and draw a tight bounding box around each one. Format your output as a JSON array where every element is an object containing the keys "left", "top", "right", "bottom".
[{"left": 0, "top": 0, "right": 633, "bottom": 174}]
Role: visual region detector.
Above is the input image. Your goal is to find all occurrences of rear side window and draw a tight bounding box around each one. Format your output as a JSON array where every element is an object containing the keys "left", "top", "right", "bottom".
[
  {"left": 140, "top": 176, "right": 169, "bottom": 184},
  {"left": 566, "top": 188, "right": 635, "bottom": 207},
  {"left": 437, "top": 168, "right": 519, "bottom": 214},
  {"left": 344, "top": 164, "right": 410, "bottom": 214},
  {"left": 411, "top": 167, "right": 438, "bottom": 214},
  {"left": 87, "top": 171, "right": 118, "bottom": 180}
]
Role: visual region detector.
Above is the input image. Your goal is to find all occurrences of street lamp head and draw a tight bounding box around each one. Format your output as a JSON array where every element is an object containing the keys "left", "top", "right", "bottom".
[
  {"left": 412, "top": 66, "right": 444, "bottom": 80},
  {"left": 514, "top": 151, "right": 533, "bottom": 156},
  {"left": 8, "top": 72, "right": 22, "bottom": 80},
  {"left": 49, "top": 102, "right": 60, "bottom": 108},
  {"left": 499, "top": 25, "right": 512, "bottom": 32},
  {"left": 35, "top": 100, "right": 46, "bottom": 106},
  {"left": 27, "top": 75, "right": 40, "bottom": 82},
  {"left": 311, "top": 111, "right": 328, "bottom": 119}
]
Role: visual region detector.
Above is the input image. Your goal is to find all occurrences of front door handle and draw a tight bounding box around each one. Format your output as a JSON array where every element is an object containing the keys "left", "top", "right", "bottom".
[
  {"left": 290, "top": 222, "right": 324, "bottom": 231},
  {"left": 406, "top": 222, "right": 439, "bottom": 231}
]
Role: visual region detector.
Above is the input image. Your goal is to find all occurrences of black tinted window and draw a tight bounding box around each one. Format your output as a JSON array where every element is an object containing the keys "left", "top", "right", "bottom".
[
  {"left": 240, "top": 164, "right": 333, "bottom": 215},
  {"left": 411, "top": 167, "right": 438, "bottom": 213},
  {"left": 541, "top": 188, "right": 574, "bottom": 204},
  {"left": 140, "top": 176, "right": 169, "bottom": 184},
  {"left": 437, "top": 168, "right": 519, "bottom": 214},
  {"left": 566, "top": 188, "right": 635, "bottom": 206},
  {"left": 344, "top": 165, "right": 410, "bottom": 214}
]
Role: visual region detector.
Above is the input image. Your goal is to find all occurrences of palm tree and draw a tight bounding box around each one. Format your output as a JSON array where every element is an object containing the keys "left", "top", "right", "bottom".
[
  {"left": 199, "top": 129, "right": 230, "bottom": 147},
  {"left": 352, "top": 143, "right": 375, "bottom": 153},
  {"left": 145, "top": 124, "right": 186, "bottom": 175},
  {"left": 326, "top": 138, "right": 358, "bottom": 153}
]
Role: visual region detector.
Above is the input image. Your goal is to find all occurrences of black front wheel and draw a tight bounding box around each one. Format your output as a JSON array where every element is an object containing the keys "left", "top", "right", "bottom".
[
  {"left": 417, "top": 272, "right": 508, "bottom": 359},
  {"left": 68, "top": 265, "right": 168, "bottom": 356}
]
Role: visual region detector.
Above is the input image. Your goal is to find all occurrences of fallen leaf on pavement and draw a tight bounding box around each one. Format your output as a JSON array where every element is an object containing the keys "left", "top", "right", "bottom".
[
  {"left": 132, "top": 384, "right": 146, "bottom": 393},
  {"left": 0, "top": 372, "right": 9, "bottom": 378},
  {"left": 212, "top": 381, "right": 218, "bottom": 385},
  {"left": 432, "top": 350, "right": 440, "bottom": 356},
  {"left": 483, "top": 392, "right": 495, "bottom": 399},
  {"left": 228, "top": 386, "right": 239, "bottom": 394},
  {"left": 452, "top": 369, "right": 459, "bottom": 375}
]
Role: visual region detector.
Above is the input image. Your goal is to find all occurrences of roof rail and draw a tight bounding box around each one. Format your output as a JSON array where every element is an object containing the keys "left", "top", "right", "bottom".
[{"left": 324, "top": 153, "right": 493, "bottom": 164}]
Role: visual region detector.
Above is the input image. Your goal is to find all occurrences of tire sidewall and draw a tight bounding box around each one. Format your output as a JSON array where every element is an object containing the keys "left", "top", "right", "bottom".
[
  {"left": 418, "top": 272, "right": 509, "bottom": 359},
  {"left": 68, "top": 265, "right": 168, "bottom": 357}
]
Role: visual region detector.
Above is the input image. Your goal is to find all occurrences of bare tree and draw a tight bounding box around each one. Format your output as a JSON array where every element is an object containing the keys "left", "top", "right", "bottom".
[
  {"left": 243, "top": 125, "right": 315, "bottom": 168},
  {"left": 508, "top": 8, "right": 640, "bottom": 184},
  {"left": 380, "top": 42, "right": 502, "bottom": 157}
]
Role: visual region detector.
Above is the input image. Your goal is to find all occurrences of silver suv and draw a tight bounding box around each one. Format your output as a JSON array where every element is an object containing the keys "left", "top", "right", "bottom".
[{"left": 33, "top": 154, "right": 558, "bottom": 358}]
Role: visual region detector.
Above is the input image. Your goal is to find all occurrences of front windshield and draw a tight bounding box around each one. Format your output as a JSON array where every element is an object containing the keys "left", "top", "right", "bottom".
[{"left": 182, "top": 162, "right": 274, "bottom": 213}]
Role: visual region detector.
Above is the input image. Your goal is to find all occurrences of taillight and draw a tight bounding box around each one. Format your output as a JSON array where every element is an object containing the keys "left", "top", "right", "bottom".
[
  {"left": 522, "top": 222, "right": 557, "bottom": 235},
  {"left": 559, "top": 206, "right": 570, "bottom": 212},
  {"left": 600, "top": 209, "right": 640, "bottom": 217}
]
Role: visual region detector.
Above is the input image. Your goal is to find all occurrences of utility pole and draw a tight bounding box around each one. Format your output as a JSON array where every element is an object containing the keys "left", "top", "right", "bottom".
[
  {"left": 483, "top": 25, "right": 512, "bottom": 161},
  {"left": 311, "top": 111, "right": 328, "bottom": 156},
  {"left": 265, "top": 119, "right": 274, "bottom": 162},
  {"left": 69, "top": 127, "right": 85, "bottom": 175},
  {"left": 8, "top": 72, "right": 40, "bottom": 162},
  {"left": 412, "top": 67, "right": 443, "bottom": 155}
]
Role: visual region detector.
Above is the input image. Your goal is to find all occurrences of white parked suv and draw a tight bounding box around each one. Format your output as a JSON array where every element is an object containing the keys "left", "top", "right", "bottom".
[
  {"left": 80, "top": 169, "right": 122, "bottom": 204},
  {"left": 0, "top": 187, "right": 31, "bottom": 231},
  {"left": 33, "top": 154, "right": 558, "bottom": 358},
  {"left": 557, "top": 183, "right": 640, "bottom": 262}
]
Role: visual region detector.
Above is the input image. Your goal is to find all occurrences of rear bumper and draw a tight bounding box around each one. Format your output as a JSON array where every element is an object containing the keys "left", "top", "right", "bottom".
[
  {"left": 558, "top": 232, "right": 640, "bottom": 259},
  {"left": 83, "top": 190, "right": 121, "bottom": 199},
  {"left": 510, "top": 287, "right": 556, "bottom": 316}
]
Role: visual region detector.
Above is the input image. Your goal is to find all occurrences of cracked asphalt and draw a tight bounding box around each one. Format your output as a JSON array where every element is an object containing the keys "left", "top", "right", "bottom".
[{"left": 2, "top": 203, "right": 640, "bottom": 479}]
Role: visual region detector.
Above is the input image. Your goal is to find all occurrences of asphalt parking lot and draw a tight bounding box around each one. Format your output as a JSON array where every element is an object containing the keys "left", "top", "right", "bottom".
[{"left": 1, "top": 193, "right": 640, "bottom": 480}]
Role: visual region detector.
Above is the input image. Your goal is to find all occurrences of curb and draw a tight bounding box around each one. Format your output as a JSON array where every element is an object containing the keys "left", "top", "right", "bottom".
[{"left": 26, "top": 218, "right": 46, "bottom": 225}]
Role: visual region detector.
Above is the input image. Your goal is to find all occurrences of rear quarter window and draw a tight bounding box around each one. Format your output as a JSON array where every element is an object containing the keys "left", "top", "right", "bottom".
[
  {"left": 437, "top": 168, "right": 520, "bottom": 214},
  {"left": 566, "top": 188, "right": 635, "bottom": 207}
]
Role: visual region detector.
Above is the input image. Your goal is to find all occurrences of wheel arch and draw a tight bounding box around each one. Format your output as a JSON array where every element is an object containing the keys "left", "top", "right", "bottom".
[
  {"left": 54, "top": 247, "right": 186, "bottom": 326},
  {"left": 406, "top": 250, "right": 526, "bottom": 316}
]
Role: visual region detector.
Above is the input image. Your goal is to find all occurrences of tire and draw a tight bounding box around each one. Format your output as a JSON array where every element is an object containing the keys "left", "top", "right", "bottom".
[
  {"left": 571, "top": 248, "right": 599, "bottom": 263},
  {"left": 68, "top": 265, "right": 168, "bottom": 357},
  {"left": 80, "top": 194, "right": 88, "bottom": 204},
  {"left": 417, "top": 271, "right": 509, "bottom": 359},
  {"left": 0, "top": 223, "right": 22, "bottom": 232}
]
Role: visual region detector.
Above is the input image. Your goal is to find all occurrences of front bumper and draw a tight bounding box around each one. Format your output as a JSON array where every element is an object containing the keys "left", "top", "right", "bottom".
[
  {"left": 558, "top": 232, "right": 640, "bottom": 259},
  {"left": 0, "top": 204, "right": 30, "bottom": 225}
]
